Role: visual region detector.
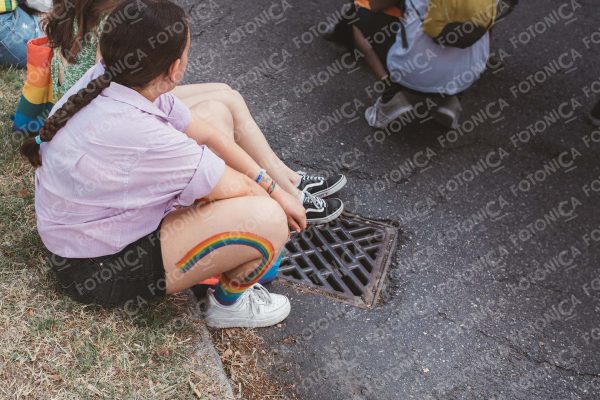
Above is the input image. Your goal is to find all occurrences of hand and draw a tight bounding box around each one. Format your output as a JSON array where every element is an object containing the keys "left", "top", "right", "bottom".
[{"left": 270, "top": 187, "right": 307, "bottom": 233}]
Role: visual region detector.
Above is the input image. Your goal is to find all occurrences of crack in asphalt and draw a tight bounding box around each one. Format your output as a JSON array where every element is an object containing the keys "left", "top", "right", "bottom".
[
  {"left": 475, "top": 328, "right": 600, "bottom": 379},
  {"left": 436, "top": 312, "right": 600, "bottom": 379}
]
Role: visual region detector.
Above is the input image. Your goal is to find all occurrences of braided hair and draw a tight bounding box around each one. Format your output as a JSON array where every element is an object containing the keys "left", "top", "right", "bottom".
[{"left": 21, "top": 0, "right": 189, "bottom": 167}]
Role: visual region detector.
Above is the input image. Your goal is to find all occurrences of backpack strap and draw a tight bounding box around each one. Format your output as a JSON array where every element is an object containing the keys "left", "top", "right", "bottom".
[{"left": 399, "top": 0, "right": 422, "bottom": 48}]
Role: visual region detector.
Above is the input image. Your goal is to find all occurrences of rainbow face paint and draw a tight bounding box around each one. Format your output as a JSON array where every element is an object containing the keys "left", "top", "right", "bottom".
[{"left": 176, "top": 232, "right": 275, "bottom": 275}]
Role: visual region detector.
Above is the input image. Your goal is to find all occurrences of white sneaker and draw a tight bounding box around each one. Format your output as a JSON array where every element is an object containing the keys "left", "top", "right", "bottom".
[
  {"left": 205, "top": 283, "right": 291, "bottom": 328},
  {"left": 364, "top": 91, "right": 413, "bottom": 128}
]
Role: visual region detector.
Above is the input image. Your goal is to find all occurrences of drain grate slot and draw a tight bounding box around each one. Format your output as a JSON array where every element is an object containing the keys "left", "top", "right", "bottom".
[{"left": 278, "top": 213, "right": 398, "bottom": 308}]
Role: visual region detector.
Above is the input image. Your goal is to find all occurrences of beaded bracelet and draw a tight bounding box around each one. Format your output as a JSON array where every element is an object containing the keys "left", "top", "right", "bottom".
[
  {"left": 255, "top": 168, "right": 266, "bottom": 183},
  {"left": 255, "top": 168, "right": 278, "bottom": 194},
  {"left": 260, "top": 175, "right": 272, "bottom": 188}
]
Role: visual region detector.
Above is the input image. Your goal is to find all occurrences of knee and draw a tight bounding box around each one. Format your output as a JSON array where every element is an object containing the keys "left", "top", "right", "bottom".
[
  {"left": 213, "top": 83, "right": 232, "bottom": 91},
  {"left": 190, "top": 100, "right": 233, "bottom": 132},
  {"left": 228, "top": 89, "right": 244, "bottom": 103},
  {"left": 255, "top": 198, "right": 289, "bottom": 249},
  {"left": 219, "top": 89, "right": 246, "bottom": 113}
]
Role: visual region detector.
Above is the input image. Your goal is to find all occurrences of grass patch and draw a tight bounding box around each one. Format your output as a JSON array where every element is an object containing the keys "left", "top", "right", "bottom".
[
  {"left": 211, "top": 327, "right": 294, "bottom": 399},
  {"left": 0, "top": 67, "right": 216, "bottom": 399}
]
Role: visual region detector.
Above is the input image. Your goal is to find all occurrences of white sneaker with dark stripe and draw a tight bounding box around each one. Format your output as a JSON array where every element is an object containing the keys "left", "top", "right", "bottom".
[
  {"left": 302, "top": 192, "right": 344, "bottom": 224},
  {"left": 297, "top": 171, "right": 347, "bottom": 198},
  {"left": 364, "top": 92, "right": 413, "bottom": 128}
]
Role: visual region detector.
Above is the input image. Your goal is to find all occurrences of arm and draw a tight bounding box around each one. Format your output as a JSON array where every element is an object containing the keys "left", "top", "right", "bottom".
[
  {"left": 203, "top": 165, "right": 267, "bottom": 203},
  {"left": 186, "top": 116, "right": 263, "bottom": 186},
  {"left": 186, "top": 114, "right": 306, "bottom": 232}
]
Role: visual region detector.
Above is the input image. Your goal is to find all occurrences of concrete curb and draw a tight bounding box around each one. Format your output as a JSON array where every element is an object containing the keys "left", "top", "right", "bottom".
[{"left": 185, "top": 290, "right": 235, "bottom": 399}]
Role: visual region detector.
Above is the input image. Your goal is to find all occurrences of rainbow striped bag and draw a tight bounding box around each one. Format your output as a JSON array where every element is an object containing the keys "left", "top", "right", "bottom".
[{"left": 12, "top": 36, "right": 54, "bottom": 133}]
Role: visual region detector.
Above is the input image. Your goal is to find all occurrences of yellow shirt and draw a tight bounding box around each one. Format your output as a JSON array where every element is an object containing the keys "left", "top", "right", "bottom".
[{"left": 422, "top": 0, "right": 497, "bottom": 38}]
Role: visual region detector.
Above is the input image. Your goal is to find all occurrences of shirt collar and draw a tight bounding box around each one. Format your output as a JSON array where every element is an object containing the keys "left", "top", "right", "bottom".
[{"left": 96, "top": 62, "right": 176, "bottom": 122}]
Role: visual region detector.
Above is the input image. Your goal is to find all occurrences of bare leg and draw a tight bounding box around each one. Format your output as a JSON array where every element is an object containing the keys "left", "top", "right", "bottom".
[
  {"left": 172, "top": 84, "right": 302, "bottom": 196},
  {"left": 161, "top": 196, "right": 289, "bottom": 294},
  {"left": 352, "top": 26, "right": 388, "bottom": 80},
  {"left": 172, "top": 82, "right": 232, "bottom": 96}
]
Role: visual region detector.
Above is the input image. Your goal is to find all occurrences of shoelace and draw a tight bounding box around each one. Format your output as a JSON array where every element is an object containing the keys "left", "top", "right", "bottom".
[
  {"left": 246, "top": 283, "right": 273, "bottom": 316},
  {"left": 299, "top": 171, "right": 325, "bottom": 184},
  {"left": 303, "top": 191, "right": 326, "bottom": 210}
]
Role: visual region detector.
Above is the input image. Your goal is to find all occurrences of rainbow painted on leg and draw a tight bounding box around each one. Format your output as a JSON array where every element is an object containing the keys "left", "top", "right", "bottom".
[{"left": 176, "top": 232, "right": 277, "bottom": 305}]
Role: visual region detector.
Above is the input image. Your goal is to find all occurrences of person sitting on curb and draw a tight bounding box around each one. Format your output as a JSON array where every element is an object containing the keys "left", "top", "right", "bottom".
[
  {"left": 365, "top": 0, "right": 496, "bottom": 129},
  {"left": 41, "top": 0, "right": 347, "bottom": 225},
  {"left": 0, "top": 0, "right": 50, "bottom": 68},
  {"left": 20, "top": 0, "right": 305, "bottom": 328}
]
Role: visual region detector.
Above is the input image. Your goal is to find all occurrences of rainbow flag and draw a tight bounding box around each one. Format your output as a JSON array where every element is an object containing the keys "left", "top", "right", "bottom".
[
  {"left": 0, "top": 0, "right": 17, "bottom": 13},
  {"left": 13, "top": 36, "right": 54, "bottom": 133}
]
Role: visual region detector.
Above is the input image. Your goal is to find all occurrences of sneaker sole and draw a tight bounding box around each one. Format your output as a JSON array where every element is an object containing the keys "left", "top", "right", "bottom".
[
  {"left": 205, "top": 301, "right": 291, "bottom": 329},
  {"left": 307, "top": 201, "right": 344, "bottom": 225},
  {"left": 310, "top": 175, "right": 347, "bottom": 198}
]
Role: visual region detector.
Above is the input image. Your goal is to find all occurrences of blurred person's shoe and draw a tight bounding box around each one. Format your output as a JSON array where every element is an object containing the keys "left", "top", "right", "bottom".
[
  {"left": 297, "top": 171, "right": 347, "bottom": 197},
  {"left": 302, "top": 192, "right": 344, "bottom": 224},
  {"left": 432, "top": 95, "right": 462, "bottom": 129},
  {"left": 322, "top": 3, "right": 355, "bottom": 48},
  {"left": 589, "top": 100, "right": 600, "bottom": 127},
  {"left": 322, "top": 21, "right": 338, "bottom": 41},
  {"left": 205, "top": 283, "right": 290, "bottom": 328},
  {"left": 364, "top": 91, "right": 413, "bottom": 128}
]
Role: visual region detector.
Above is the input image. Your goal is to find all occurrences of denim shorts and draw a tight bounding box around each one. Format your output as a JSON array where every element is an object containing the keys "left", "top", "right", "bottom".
[
  {"left": 48, "top": 228, "right": 166, "bottom": 307},
  {"left": 0, "top": 6, "right": 42, "bottom": 68}
]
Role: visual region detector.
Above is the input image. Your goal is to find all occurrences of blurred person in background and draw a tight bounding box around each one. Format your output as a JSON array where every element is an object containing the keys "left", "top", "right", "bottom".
[
  {"left": 365, "top": 0, "right": 498, "bottom": 129},
  {"left": 325, "top": 1, "right": 406, "bottom": 82},
  {"left": 0, "top": 0, "right": 50, "bottom": 68}
]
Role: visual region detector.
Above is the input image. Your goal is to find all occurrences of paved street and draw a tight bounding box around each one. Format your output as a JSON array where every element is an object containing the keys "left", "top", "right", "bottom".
[{"left": 180, "top": 0, "right": 600, "bottom": 398}]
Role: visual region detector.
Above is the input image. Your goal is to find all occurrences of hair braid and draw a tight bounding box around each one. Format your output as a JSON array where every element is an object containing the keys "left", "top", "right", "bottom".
[
  {"left": 20, "top": 72, "right": 113, "bottom": 167},
  {"left": 21, "top": 0, "right": 189, "bottom": 168}
]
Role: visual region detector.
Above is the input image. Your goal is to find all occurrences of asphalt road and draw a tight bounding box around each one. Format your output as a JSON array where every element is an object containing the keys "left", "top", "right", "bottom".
[{"left": 179, "top": 0, "right": 600, "bottom": 398}]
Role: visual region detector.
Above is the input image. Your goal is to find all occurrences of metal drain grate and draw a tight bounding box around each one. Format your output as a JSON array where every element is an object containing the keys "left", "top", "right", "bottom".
[{"left": 278, "top": 213, "right": 398, "bottom": 308}]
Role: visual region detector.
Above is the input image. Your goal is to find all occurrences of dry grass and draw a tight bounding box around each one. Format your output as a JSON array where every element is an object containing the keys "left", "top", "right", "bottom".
[
  {"left": 0, "top": 67, "right": 220, "bottom": 399},
  {"left": 210, "top": 327, "right": 295, "bottom": 400}
]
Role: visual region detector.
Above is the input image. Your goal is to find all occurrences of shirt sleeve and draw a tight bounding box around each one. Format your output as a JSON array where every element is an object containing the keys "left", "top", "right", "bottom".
[
  {"left": 174, "top": 145, "right": 225, "bottom": 207},
  {"left": 155, "top": 92, "right": 192, "bottom": 133},
  {"left": 122, "top": 122, "right": 225, "bottom": 211}
]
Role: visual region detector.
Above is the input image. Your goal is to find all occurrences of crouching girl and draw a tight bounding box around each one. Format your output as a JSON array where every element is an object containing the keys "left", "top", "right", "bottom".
[{"left": 20, "top": 0, "right": 297, "bottom": 328}]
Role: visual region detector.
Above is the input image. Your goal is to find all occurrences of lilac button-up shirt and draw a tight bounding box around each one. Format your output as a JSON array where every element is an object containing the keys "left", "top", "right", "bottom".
[{"left": 35, "top": 63, "right": 225, "bottom": 258}]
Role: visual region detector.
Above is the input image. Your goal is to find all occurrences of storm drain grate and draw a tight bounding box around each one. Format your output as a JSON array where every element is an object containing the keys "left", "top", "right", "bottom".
[{"left": 278, "top": 213, "right": 398, "bottom": 308}]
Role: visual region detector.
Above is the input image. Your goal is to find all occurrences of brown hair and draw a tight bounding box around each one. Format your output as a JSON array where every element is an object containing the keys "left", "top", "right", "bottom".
[
  {"left": 21, "top": 0, "right": 189, "bottom": 167},
  {"left": 44, "top": 0, "right": 119, "bottom": 63}
]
